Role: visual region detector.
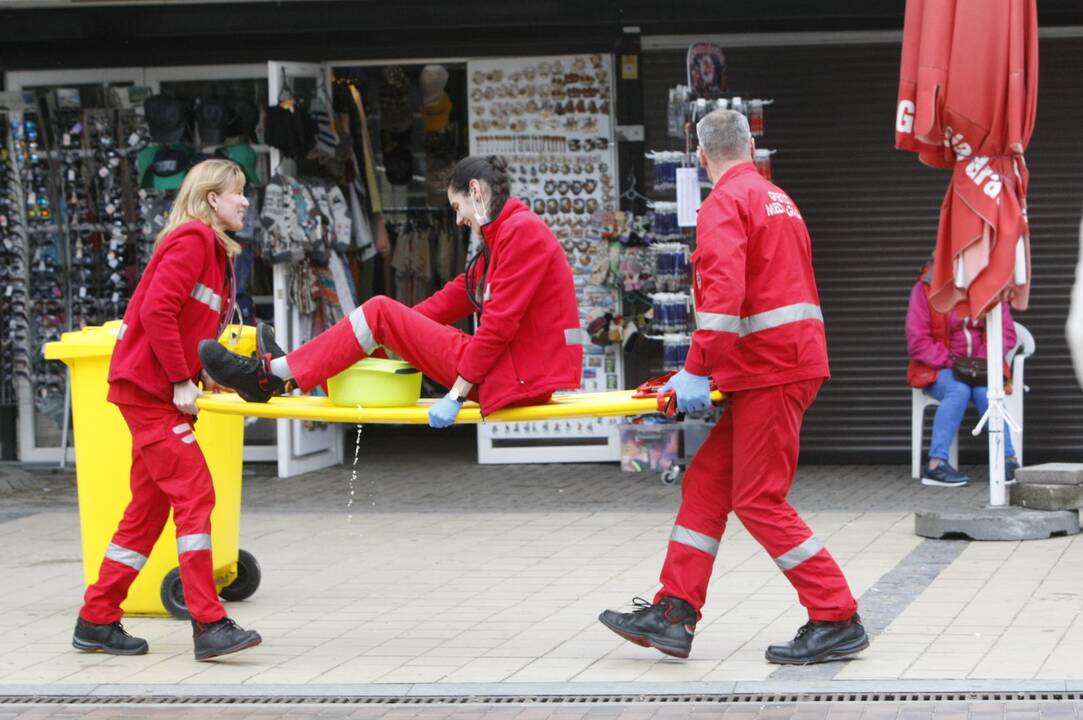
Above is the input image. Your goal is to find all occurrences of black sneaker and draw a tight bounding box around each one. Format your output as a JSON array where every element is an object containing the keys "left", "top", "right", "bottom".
[
  {"left": 765, "top": 614, "right": 869, "bottom": 665},
  {"left": 598, "top": 596, "right": 696, "bottom": 659},
  {"left": 921, "top": 461, "right": 971, "bottom": 487},
  {"left": 192, "top": 617, "right": 262, "bottom": 661},
  {"left": 72, "top": 618, "right": 148, "bottom": 656},
  {"left": 256, "top": 322, "right": 285, "bottom": 362},
  {"left": 199, "top": 339, "right": 286, "bottom": 403}
]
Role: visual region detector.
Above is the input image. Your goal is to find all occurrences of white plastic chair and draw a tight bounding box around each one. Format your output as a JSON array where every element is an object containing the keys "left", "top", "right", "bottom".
[{"left": 911, "top": 321, "right": 1035, "bottom": 479}]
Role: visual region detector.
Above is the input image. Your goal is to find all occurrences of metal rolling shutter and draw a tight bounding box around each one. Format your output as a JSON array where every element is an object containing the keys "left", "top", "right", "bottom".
[{"left": 641, "top": 39, "right": 1083, "bottom": 463}]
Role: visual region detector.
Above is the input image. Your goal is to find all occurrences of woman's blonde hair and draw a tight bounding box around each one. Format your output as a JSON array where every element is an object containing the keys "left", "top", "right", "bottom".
[{"left": 154, "top": 158, "right": 245, "bottom": 257}]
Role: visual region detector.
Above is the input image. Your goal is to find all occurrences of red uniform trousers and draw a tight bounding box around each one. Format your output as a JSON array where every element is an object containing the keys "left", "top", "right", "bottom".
[
  {"left": 656, "top": 379, "right": 858, "bottom": 622},
  {"left": 80, "top": 403, "right": 226, "bottom": 624},
  {"left": 287, "top": 296, "right": 481, "bottom": 401}
]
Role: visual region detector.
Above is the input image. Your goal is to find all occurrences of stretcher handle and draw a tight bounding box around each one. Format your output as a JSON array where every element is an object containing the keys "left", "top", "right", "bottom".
[{"left": 631, "top": 371, "right": 722, "bottom": 417}]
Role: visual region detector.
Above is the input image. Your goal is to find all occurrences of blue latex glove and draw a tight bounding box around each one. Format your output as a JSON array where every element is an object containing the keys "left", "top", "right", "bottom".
[
  {"left": 428, "top": 393, "right": 464, "bottom": 428},
  {"left": 661, "top": 369, "right": 712, "bottom": 414}
]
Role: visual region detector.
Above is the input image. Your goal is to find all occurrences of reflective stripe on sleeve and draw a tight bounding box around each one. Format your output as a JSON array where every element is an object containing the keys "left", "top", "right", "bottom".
[
  {"left": 696, "top": 303, "right": 824, "bottom": 337},
  {"left": 181, "top": 434, "right": 197, "bottom": 444},
  {"left": 695, "top": 312, "right": 741, "bottom": 333},
  {"left": 774, "top": 536, "right": 825, "bottom": 571},
  {"left": 670, "top": 525, "right": 720, "bottom": 557},
  {"left": 191, "top": 283, "right": 223, "bottom": 312},
  {"left": 740, "top": 303, "right": 823, "bottom": 337},
  {"left": 564, "top": 328, "right": 585, "bottom": 345},
  {"left": 116, "top": 323, "right": 128, "bottom": 340},
  {"left": 348, "top": 306, "right": 377, "bottom": 354},
  {"left": 177, "top": 534, "right": 212, "bottom": 554},
  {"left": 105, "top": 542, "right": 148, "bottom": 571},
  {"left": 172, "top": 423, "right": 191, "bottom": 435}
]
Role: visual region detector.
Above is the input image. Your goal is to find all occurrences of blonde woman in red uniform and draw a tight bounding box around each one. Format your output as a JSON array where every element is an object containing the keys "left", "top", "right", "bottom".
[{"left": 73, "top": 159, "right": 262, "bottom": 661}]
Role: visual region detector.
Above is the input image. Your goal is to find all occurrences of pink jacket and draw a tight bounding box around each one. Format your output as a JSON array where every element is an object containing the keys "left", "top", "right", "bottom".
[{"left": 905, "top": 279, "right": 1016, "bottom": 369}]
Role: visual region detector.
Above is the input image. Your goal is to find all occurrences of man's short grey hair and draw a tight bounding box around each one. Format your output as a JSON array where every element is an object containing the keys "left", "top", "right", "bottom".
[{"left": 696, "top": 109, "right": 752, "bottom": 162}]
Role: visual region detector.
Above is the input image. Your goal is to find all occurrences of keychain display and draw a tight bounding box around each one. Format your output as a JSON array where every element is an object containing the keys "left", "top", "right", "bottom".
[
  {"left": 667, "top": 87, "right": 772, "bottom": 140},
  {"left": 650, "top": 292, "right": 691, "bottom": 333},
  {"left": 662, "top": 333, "right": 692, "bottom": 371},
  {"left": 648, "top": 202, "right": 682, "bottom": 240},
  {"left": 469, "top": 54, "right": 617, "bottom": 255},
  {"left": 651, "top": 242, "right": 689, "bottom": 292}
]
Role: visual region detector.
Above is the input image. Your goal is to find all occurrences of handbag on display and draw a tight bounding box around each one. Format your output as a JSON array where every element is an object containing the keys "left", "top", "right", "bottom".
[{"left": 952, "top": 355, "right": 987, "bottom": 386}]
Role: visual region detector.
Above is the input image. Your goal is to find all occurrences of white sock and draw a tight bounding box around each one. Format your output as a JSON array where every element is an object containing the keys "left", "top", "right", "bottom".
[{"left": 269, "top": 356, "right": 294, "bottom": 380}]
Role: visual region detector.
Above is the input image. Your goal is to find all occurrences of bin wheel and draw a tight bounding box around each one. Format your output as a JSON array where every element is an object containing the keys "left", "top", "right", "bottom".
[
  {"left": 219, "top": 549, "right": 261, "bottom": 602},
  {"left": 661, "top": 466, "right": 681, "bottom": 486},
  {"left": 160, "top": 567, "right": 190, "bottom": 620}
]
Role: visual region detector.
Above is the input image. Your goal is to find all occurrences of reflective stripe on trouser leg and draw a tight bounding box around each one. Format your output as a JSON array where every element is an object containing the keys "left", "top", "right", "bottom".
[
  {"left": 80, "top": 543, "right": 152, "bottom": 624},
  {"left": 670, "top": 525, "right": 720, "bottom": 556},
  {"left": 773, "top": 536, "right": 824, "bottom": 571},
  {"left": 177, "top": 533, "right": 212, "bottom": 554},
  {"left": 349, "top": 305, "right": 378, "bottom": 354},
  {"left": 657, "top": 413, "right": 735, "bottom": 616},
  {"left": 177, "top": 547, "right": 225, "bottom": 623},
  {"left": 104, "top": 543, "right": 148, "bottom": 570}
]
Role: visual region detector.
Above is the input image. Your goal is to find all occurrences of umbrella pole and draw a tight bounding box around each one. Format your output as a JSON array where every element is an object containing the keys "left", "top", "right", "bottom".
[{"left": 984, "top": 304, "right": 1008, "bottom": 506}]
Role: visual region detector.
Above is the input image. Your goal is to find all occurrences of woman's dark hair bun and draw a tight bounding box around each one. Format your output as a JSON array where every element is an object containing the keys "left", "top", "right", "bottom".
[{"left": 486, "top": 155, "right": 509, "bottom": 173}]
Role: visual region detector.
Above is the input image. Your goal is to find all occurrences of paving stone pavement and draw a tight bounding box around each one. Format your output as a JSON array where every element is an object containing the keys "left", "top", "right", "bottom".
[{"left": 1, "top": 426, "right": 1081, "bottom": 694}]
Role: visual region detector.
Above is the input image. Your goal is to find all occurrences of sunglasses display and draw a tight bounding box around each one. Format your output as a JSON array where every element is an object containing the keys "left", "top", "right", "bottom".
[{"left": 0, "top": 90, "right": 160, "bottom": 436}]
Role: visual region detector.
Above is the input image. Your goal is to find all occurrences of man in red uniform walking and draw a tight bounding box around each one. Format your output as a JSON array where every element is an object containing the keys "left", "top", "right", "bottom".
[{"left": 599, "top": 109, "right": 867, "bottom": 665}]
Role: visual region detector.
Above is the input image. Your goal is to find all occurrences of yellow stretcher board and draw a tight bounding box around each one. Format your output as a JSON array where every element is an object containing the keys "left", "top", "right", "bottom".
[{"left": 196, "top": 389, "right": 725, "bottom": 425}]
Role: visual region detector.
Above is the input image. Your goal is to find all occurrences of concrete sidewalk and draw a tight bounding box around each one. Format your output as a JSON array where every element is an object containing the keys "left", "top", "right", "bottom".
[{"left": 1, "top": 430, "right": 1079, "bottom": 695}]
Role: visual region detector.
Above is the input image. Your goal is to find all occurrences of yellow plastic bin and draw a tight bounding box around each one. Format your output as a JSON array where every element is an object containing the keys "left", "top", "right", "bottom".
[{"left": 44, "top": 320, "right": 259, "bottom": 619}]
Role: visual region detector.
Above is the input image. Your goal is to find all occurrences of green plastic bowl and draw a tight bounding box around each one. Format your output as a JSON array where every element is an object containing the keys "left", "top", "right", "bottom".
[{"left": 326, "top": 357, "right": 422, "bottom": 408}]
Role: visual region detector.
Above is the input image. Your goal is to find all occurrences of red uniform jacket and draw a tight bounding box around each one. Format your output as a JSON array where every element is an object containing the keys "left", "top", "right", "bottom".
[
  {"left": 413, "top": 198, "right": 583, "bottom": 414},
  {"left": 108, "top": 220, "right": 233, "bottom": 407},
  {"left": 685, "top": 162, "right": 830, "bottom": 392}
]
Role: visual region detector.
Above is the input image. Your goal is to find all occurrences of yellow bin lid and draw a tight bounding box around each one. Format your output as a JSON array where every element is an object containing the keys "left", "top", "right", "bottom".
[
  {"left": 45, "top": 321, "right": 258, "bottom": 364},
  {"left": 44, "top": 320, "right": 124, "bottom": 363}
]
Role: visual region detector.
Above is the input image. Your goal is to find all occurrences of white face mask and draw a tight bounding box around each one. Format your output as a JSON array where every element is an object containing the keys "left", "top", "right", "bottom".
[{"left": 470, "top": 184, "right": 490, "bottom": 225}]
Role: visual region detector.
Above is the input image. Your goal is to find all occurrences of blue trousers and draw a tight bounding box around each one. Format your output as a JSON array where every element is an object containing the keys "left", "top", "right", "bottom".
[{"left": 926, "top": 368, "right": 1016, "bottom": 462}]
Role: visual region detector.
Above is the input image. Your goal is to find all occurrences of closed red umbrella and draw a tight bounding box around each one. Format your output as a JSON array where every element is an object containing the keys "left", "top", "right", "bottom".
[
  {"left": 897, "top": 0, "right": 1037, "bottom": 317},
  {"left": 895, "top": 0, "right": 1038, "bottom": 505}
]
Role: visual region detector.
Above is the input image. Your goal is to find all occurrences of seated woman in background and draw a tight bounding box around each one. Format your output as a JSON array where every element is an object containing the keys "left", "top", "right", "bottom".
[{"left": 906, "top": 262, "right": 1020, "bottom": 487}]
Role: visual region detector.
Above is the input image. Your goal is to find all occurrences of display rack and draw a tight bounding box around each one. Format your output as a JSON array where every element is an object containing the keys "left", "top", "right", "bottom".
[{"left": 468, "top": 53, "right": 625, "bottom": 464}]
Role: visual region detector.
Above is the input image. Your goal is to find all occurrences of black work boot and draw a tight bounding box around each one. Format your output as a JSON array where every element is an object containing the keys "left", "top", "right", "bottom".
[
  {"left": 199, "top": 339, "right": 286, "bottom": 403},
  {"left": 192, "top": 617, "right": 262, "bottom": 661},
  {"left": 765, "top": 614, "right": 869, "bottom": 665},
  {"left": 598, "top": 596, "right": 696, "bottom": 658},
  {"left": 72, "top": 617, "right": 148, "bottom": 656}
]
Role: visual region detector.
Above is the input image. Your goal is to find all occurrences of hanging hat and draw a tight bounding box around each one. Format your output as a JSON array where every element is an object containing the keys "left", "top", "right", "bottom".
[
  {"left": 196, "top": 98, "right": 228, "bottom": 146},
  {"left": 419, "top": 64, "right": 449, "bottom": 107},
  {"left": 215, "top": 143, "right": 262, "bottom": 187},
  {"left": 379, "top": 66, "right": 413, "bottom": 133},
  {"left": 144, "top": 95, "right": 189, "bottom": 144},
  {"left": 422, "top": 93, "right": 453, "bottom": 134},
  {"left": 225, "top": 97, "right": 259, "bottom": 141},
  {"left": 384, "top": 142, "right": 414, "bottom": 186},
  {"left": 136, "top": 144, "right": 195, "bottom": 191}
]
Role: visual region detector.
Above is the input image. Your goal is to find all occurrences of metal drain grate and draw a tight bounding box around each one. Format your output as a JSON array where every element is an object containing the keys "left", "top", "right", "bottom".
[{"left": 2, "top": 693, "right": 1083, "bottom": 706}]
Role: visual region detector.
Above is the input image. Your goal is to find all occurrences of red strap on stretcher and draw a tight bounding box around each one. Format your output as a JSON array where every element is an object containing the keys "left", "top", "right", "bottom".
[{"left": 631, "top": 371, "right": 719, "bottom": 417}]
